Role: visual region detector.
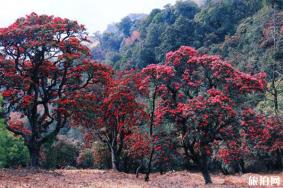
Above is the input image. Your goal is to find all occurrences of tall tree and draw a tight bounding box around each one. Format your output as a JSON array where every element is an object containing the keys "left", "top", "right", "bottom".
[{"left": 0, "top": 13, "right": 109, "bottom": 167}]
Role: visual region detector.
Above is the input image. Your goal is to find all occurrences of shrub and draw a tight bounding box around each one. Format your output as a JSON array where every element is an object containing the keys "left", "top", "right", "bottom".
[
  {"left": 40, "top": 135, "right": 80, "bottom": 169},
  {"left": 76, "top": 149, "right": 94, "bottom": 168},
  {"left": 0, "top": 119, "right": 29, "bottom": 168},
  {"left": 92, "top": 141, "right": 111, "bottom": 169}
]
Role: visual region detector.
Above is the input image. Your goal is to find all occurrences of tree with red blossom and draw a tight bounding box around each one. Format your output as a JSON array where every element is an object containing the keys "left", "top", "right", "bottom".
[
  {"left": 124, "top": 130, "right": 150, "bottom": 176},
  {"left": 0, "top": 13, "right": 109, "bottom": 167},
  {"left": 241, "top": 108, "right": 283, "bottom": 170},
  {"left": 124, "top": 127, "right": 175, "bottom": 178},
  {"left": 123, "top": 65, "right": 174, "bottom": 181},
  {"left": 147, "top": 46, "right": 266, "bottom": 183},
  {"left": 98, "top": 80, "right": 147, "bottom": 171},
  {"left": 72, "top": 70, "right": 148, "bottom": 171},
  {"left": 137, "top": 64, "right": 175, "bottom": 181}
]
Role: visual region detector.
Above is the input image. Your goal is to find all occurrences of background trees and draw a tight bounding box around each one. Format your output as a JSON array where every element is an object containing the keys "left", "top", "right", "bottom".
[
  {"left": 91, "top": 0, "right": 266, "bottom": 69},
  {"left": 87, "top": 1, "right": 283, "bottom": 179}
]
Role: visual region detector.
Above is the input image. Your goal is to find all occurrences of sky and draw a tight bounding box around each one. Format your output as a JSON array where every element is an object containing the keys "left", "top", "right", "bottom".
[{"left": 0, "top": 0, "right": 201, "bottom": 34}]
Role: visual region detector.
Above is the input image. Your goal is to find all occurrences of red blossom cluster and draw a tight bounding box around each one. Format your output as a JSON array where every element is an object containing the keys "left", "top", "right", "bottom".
[
  {"left": 125, "top": 132, "right": 151, "bottom": 159},
  {"left": 8, "top": 112, "right": 32, "bottom": 136},
  {"left": 241, "top": 108, "right": 283, "bottom": 153}
]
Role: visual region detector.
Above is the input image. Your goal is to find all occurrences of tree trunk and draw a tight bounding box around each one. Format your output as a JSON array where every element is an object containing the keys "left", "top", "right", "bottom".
[
  {"left": 238, "top": 159, "right": 245, "bottom": 174},
  {"left": 111, "top": 148, "right": 118, "bottom": 171},
  {"left": 28, "top": 143, "right": 40, "bottom": 168},
  {"left": 159, "top": 161, "right": 164, "bottom": 175},
  {"left": 200, "top": 154, "right": 212, "bottom": 184},
  {"left": 136, "top": 161, "right": 143, "bottom": 178},
  {"left": 275, "top": 150, "right": 282, "bottom": 170},
  {"left": 144, "top": 148, "right": 154, "bottom": 181},
  {"left": 201, "top": 165, "right": 212, "bottom": 184}
]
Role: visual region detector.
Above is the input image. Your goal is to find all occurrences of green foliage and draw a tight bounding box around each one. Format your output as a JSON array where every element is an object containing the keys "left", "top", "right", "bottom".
[
  {"left": 258, "top": 81, "right": 283, "bottom": 114},
  {"left": 92, "top": 0, "right": 266, "bottom": 69},
  {"left": 195, "top": 0, "right": 263, "bottom": 46},
  {"left": 92, "top": 141, "right": 111, "bottom": 169},
  {"left": 121, "top": 0, "right": 200, "bottom": 68},
  {"left": 76, "top": 148, "right": 94, "bottom": 168},
  {"left": 218, "top": 6, "right": 283, "bottom": 77},
  {"left": 100, "top": 32, "right": 123, "bottom": 52},
  {"left": 118, "top": 17, "right": 133, "bottom": 37},
  {"left": 0, "top": 97, "right": 29, "bottom": 168}
]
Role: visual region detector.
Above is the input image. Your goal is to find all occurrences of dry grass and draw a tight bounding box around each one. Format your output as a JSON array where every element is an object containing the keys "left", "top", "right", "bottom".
[{"left": 0, "top": 169, "right": 282, "bottom": 188}]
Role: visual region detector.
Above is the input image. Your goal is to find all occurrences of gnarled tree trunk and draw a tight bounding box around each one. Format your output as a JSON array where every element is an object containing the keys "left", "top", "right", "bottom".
[{"left": 28, "top": 142, "right": 41, "bottom": 168}]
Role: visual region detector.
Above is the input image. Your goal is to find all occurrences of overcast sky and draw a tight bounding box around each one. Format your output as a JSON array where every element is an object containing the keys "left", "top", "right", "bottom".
[{"left": 0, "top": 0, "right": 202, "bottom": 34}]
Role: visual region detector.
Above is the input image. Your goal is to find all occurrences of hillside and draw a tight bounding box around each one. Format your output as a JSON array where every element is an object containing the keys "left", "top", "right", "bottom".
[{"left": 91, "top": 0, "right": 277, "bottom": 70}]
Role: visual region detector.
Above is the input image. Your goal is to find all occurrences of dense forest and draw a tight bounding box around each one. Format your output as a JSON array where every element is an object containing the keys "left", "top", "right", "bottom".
[{"left": 0, "top": 0, "right": 282, "bottom": 185}]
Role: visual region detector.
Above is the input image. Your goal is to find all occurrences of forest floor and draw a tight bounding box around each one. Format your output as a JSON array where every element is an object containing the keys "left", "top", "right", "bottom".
[{"left": 0, "top": 169, "right": 282, "bottom": 188}]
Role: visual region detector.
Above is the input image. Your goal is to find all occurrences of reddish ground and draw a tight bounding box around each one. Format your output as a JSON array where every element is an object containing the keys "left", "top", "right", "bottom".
[{"left": 0, "top": 169, "right": 282, "bottom": 188}]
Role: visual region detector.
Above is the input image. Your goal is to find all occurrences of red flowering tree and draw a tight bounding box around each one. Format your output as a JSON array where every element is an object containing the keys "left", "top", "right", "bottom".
[
  {"left": 98, "top": 79, "right": 147, "bottom": 171},
  {"left": 137, "top": 64, "right": 175, "bottom": 181},
  {"left": 149, "top": 46, "right": 266, "bottom": 183},
  {"left": 241, "top": 109, "right": 283, "bottom": 169},
  {"left": 124, "top": 130, "right": 151, "bottom": 176},
  {"left": 0, "top": 13, "right": 109, "bottom": 167},
  {"left": 72, "top": 70, "right": 148, "bottom": 171},
  {"left": 124, "top": 128, "right": 174, "bottom": 178}
]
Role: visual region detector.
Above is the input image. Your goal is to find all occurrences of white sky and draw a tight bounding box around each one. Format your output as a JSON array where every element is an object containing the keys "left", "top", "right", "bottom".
[{"left": 0, "top": 0, "right": 201, "bottom": 34}]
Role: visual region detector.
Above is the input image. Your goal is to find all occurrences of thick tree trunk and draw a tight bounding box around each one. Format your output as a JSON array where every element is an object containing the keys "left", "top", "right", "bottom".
[
  {"left": 28, "top": 143, "right": 41, "bottom": 168},
  {"left": 200, "top": 154, "right": 212, "bottom": 184},
  {"left": 201, "top": 167, "right": 212, "bottom": 184}
]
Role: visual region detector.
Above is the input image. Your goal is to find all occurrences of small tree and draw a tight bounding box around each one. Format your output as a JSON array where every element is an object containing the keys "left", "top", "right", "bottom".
[
  {"left": 139, "top": 64, "right": 175, "bottom": 181},
  {"left": 72, "top": 70, "right": 147, "bottom": 171},
  {"left": 0, "top": 13, "right": 108, "bottom": 167},
  {"left": 98, "top": 81, "right": 147, "bottom": 171}
]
